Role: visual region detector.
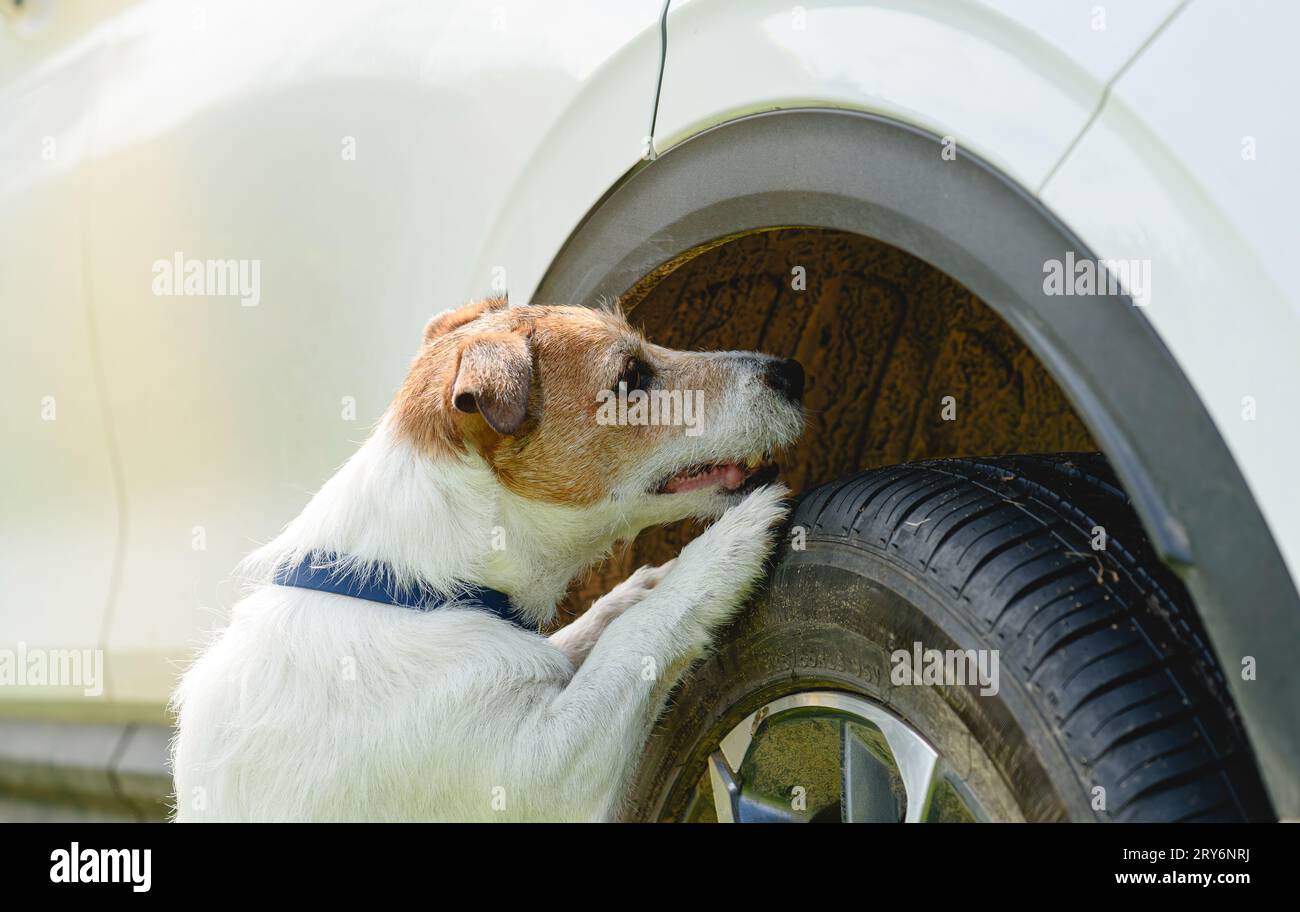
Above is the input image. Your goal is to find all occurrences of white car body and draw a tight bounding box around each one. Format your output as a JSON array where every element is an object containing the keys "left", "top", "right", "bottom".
[{"left": 2, "top": 0, "right": 1296, "bottom": 815}]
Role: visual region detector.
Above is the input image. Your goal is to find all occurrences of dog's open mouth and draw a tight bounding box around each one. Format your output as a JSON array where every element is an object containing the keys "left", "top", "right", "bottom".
[{"left": 656, "top": 452, "right": 779, "bottom": 496}]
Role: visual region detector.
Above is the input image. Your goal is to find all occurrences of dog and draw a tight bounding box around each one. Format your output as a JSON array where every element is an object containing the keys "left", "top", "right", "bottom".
[{"left": 171, "top": 297, "right": 805, "bottom": 821}]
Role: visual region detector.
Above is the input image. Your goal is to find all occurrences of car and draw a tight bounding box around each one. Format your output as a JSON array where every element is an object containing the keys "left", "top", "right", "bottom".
[{"left": 1, "top": 0, "right": 1296, "bottom": 822}]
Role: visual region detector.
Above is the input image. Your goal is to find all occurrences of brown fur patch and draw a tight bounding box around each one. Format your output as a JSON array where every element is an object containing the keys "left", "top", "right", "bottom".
[
  {"left": 452, "top": 331, "right": 533, "bottom": 435},
  {"left": 392, "top": 298, "right": 511, "bottom": 458},
  {"left": 392, "top": 301, "right": 737, "bottom": 506}
]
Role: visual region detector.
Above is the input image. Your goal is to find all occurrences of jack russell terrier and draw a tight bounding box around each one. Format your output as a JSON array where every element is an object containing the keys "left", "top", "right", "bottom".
[{"left": 171, "top": 297, "right": 805, "bottom": 821}]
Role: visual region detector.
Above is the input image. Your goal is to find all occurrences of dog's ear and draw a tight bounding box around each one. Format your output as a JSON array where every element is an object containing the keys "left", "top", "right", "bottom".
[
  {"left": 451, "top": 330, "right": 532, "bottom": 435},
  {"left": 423, "top": 296, "right": 508, "bottom": 344}
]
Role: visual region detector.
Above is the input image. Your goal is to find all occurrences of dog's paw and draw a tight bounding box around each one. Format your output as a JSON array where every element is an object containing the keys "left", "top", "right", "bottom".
[
  {"left": 674, "top": 484, "right": 790, "bottom": 629},
  {"left": 685, "top": 483, "right": 790, "bottom": 565},
  {"left": 591, "top": 559, "right": 676, "bottom": 618}
]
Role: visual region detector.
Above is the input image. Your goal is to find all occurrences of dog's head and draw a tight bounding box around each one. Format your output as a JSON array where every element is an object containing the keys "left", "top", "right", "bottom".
[{"left": 393, "top": 297, "right": 804, "bottom": 525}]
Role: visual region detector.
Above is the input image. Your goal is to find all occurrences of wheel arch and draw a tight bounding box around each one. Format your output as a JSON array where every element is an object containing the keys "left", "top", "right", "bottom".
[{"left": 534, "top": 108, "right": 1300, "bottom": 817}]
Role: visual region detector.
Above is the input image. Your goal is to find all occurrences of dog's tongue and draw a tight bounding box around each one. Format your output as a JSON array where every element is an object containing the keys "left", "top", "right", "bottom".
[{"left": 663, "top": 462, "right": 748, "bottom": 494}]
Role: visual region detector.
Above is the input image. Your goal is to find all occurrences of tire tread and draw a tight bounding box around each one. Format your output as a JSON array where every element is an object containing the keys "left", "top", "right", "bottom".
[{"left": 795, "top": 453, "right": 1268, "bottom": 821}]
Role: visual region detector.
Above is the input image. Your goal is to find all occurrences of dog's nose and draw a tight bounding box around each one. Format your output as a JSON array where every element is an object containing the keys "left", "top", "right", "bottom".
[{"left": 764, "top": 358, "right": 805, "bottom": 403}]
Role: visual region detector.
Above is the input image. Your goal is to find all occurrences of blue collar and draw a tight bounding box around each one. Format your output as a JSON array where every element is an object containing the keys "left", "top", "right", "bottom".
[{"left": 272, "top": 554, "right": 538, "bottom": 633}]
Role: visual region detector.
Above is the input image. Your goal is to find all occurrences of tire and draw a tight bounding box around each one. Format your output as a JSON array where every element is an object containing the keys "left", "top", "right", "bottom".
[{"left": 625, "top": 454, "right": 1271, "bottom": 822}]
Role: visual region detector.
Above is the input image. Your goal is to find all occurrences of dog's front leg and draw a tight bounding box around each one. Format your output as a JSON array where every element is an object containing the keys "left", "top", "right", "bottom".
[
  {"left": 548, "top": 560, "right": 675, "bottom": 668},
  {"left": 523, "top": 486, "right": 789, "bottom": 819}
]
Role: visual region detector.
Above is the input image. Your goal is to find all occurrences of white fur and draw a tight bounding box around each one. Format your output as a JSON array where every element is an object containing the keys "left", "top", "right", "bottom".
[{"left": 172, "top": 358, "right": 799, "bottom": 821}]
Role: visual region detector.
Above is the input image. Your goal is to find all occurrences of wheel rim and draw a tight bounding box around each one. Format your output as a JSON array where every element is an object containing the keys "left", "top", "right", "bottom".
[{"left": 704, "top": 691, "right": 988, "bottom": 823}]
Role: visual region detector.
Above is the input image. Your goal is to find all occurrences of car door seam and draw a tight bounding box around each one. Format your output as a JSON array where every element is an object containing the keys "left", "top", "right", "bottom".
[{"left": 1036, "top": 0, "right": 1191, "bottom": 196}]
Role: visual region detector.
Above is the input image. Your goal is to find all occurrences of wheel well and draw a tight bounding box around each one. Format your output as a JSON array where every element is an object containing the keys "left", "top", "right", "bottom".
[
  {"left": 561, "top": 226, "right": 1095, "bottom": 608},
  {"left": 624, "top": 226, "right": 1095, "bottom": 477},
  {"left": 539, "top": 108, "right": 1300, "bottom": 817}
]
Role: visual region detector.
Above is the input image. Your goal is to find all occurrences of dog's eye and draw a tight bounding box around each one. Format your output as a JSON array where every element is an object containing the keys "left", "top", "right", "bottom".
[{"left": 615, "top": 356, "right": 652, "bottom": 393}]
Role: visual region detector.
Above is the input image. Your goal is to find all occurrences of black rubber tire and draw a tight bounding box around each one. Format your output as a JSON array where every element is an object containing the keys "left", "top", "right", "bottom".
[{"left": 625, "top": 454, "right": 1272, "bottom": 822}]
